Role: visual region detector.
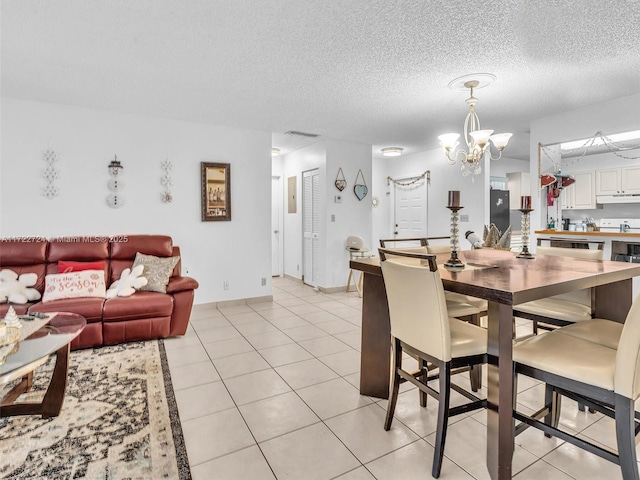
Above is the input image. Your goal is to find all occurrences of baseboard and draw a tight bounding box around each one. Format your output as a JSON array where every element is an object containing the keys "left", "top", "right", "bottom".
[
  {"left": 318, "top": 285, "right": 347, "bottom": 294},
  {"left": 283, "top": 273, "right": 302, "bottom": 282},
  {"left": 194, "top": 294, "right": 274, "bottom": 309}
]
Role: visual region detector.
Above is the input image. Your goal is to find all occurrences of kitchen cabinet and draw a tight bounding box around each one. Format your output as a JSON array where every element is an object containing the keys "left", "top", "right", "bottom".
[
  {"left": 596, "top": 166, "right": 640, "bottom": 195},
  {"left": 506, "top": 172, "right": 531, "bottom": 210},
  {"left": 561, "top": 171, "right": 596, "bottom": 209}
]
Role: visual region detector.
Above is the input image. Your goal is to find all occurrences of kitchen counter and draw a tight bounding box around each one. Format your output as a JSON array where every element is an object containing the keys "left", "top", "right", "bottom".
[{"left": 535, "top": 229, "right": 640, "bottom": 238}]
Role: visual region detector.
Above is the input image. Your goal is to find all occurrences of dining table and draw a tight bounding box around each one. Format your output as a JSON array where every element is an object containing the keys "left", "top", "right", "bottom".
[{"left": 350, "top": 248, "right": 640, "bottom": 480}]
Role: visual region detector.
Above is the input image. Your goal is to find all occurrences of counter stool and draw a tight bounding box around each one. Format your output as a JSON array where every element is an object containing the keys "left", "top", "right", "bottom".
[{"left": 346, "top": 236, "right": 373, "bottom": 297}]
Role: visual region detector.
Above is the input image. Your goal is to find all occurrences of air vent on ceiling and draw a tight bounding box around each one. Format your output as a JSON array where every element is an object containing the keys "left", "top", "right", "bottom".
[{"left": 284, "top": 130, "right": 320, "bottom": 138}]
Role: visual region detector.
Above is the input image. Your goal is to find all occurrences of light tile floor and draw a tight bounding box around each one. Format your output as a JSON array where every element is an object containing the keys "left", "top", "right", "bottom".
[{"left": 164, "top": 277, "right": 636, "bottom": 480}]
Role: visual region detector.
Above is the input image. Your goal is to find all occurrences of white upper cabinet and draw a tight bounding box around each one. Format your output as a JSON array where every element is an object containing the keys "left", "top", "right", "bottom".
[
  {"left": 562, "top": 171, "right": 596, "bottom": 209},
  {"left": 596, "top": 166, "right": 640, "bottom": 195}
]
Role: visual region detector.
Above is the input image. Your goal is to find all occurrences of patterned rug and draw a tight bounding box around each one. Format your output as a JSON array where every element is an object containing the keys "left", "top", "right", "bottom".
[{"left": 0, "top": 340, "right": 190, "bottom": 479}]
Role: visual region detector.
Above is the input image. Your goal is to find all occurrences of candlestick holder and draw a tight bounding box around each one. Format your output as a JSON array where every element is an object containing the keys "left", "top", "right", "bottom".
[
  {"left": 517, "top": 208, "right": 535, "bottom": 259},
  {"left": 445, "top": 206, "right": 465, "bottom": 270}
]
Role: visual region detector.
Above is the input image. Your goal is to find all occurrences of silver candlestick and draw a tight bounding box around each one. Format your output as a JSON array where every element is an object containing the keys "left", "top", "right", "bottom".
[
  {"left": 517, "top": 208, "right": 535, "bottom": 259},
  {"left": 445, "top": 206, "right": 465, "bottom": 269}
]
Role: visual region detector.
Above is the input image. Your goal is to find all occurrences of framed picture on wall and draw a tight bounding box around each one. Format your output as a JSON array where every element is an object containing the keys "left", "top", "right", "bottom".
[{"left": 201, "top": 162, "right": 231, "bottom": 221}]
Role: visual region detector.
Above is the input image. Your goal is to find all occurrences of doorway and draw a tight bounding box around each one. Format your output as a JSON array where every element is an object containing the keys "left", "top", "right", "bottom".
[
  {"left": 302, "top": 169, "right": 320, "bottom": 287},
  {"left": 390, "top": 175, "right": 428, "bottom": 239},
  {"left": 271, "top": 176, "right": 283, "bottom": 277}
]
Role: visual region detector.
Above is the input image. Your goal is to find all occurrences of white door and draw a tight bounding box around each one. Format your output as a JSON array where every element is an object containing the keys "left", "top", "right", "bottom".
[
  {"left": 302, "top": 169, "right": 320, "bottom": 287},
  {"left": 271, "top": 176, "right": 283, "bottom": 276},
  {"left": 392, "top": 178, "right": 427, "bottom": 239}
]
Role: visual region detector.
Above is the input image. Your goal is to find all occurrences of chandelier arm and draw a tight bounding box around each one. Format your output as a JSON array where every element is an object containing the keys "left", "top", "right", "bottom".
[{"left": 487, "top": 146, "right": 503, "bottom": 161}]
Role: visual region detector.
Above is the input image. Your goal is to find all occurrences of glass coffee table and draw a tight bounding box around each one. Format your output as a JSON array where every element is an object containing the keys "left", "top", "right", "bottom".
[{"left": 0, "top": 312, "right": 86, "bottom": 418}]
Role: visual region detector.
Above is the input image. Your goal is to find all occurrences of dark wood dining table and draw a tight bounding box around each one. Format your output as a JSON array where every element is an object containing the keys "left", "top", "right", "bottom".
[{"left": 350, "top": 248, "right": 640, "bottom": 480}]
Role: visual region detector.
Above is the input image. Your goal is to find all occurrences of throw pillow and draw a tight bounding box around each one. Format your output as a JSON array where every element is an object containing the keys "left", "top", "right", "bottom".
[
  {"left": 106, "top": 265, "right": 148, "bottom": 298},
  {"left": 0, "top": 269, "right": 42, "bottom": 304},
  {"left": 42, "top": 270, "right": 107, "bottom": 302},
  {"left": 58, "top": 260, "right": 106, "bottom": 274},
  {"left": 131, "top": 252, "right": 179, "bottom": 293}
]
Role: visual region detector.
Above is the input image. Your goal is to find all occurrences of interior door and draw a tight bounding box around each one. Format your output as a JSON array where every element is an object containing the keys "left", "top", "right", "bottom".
[
  {"left": 302, "top": 169, "right": 320, "bottom": 287},
  {"left": 271, "top": 176, "right": 282, "bottom": 276},
  {"left": 393, "top": 178, "right": 427, "bottom": 239}
]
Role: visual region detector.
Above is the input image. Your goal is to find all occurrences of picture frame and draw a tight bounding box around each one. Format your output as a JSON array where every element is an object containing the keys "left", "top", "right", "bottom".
[{"left": 201, "top": 162, "right": 231, "bottom": 221}]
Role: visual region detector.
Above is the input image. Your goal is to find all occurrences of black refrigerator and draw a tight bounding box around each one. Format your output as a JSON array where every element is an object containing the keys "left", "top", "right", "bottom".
[{"left": 490, "top": 190, "right": 510, "bottom": 235}]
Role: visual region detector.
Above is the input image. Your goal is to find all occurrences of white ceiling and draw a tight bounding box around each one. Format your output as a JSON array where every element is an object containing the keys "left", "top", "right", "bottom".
[{"left": 2, "top": 0, "right": 640, "bottom": 161}]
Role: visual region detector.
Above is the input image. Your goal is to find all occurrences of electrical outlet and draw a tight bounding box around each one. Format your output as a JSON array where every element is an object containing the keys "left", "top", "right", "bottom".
[
  {"left": 223, "top": 281, "right": 229, "bottom": 290},
  {"left": 261, "top": 277, "right": 266, "bottom": 286},
  {"left": 460, "top": 214, "right": 469, "bottom": 222},
  {"left": 331, "top": 214, "right": 335, "bottom": 222},
  {"left": 297, "top": 264, "right": 300, "bottom": 271}
]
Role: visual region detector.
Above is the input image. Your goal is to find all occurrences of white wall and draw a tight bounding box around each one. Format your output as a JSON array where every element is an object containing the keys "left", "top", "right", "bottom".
[
  {"left": 0, "top": 98, "right": 272, "bottom": 305},
  {"left": 372, "top": 148, "right": 488, "bottom": 248},
  {"left": 529, "top": 92, "right": 640, "bottom": 230},
  {"left": 280, "top": 139, "right": 372, "bottom": 289},
  {"left": 490, "top": 157, "right": 530, "bottom": 178},
  {"left": 282, "top": 142, "right": 326, "bottom": 281}
]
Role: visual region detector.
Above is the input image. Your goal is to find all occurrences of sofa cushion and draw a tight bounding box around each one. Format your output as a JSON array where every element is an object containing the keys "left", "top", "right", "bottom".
[
  {"left": 132, "top": 253, "right": 180, "bottom": 293},
  {"left": 109, "top": 235, "right": 173, "bottom": 283},
  {"left": 58, "top": 260, "right": 107, "bottom": 274},
  {"left": 29, "top": 297, "right": 106, "bottom": 323},
  {"left": 42, "top": 270, "right": 107, "bottom": 302},
  {"left": 102, "top": 291, "right": 173, "bottom": 322},
  {"left": 0, "top": 240, "right": 48, "bottom": 292}
]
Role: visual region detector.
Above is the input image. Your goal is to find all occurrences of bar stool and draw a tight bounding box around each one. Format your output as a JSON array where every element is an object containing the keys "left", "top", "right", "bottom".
[{"left": 346, "top": 236, "right": 373, "bottom": 297}]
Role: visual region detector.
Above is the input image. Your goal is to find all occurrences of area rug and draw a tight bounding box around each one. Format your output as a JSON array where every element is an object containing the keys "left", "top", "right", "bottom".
[{"left": 0, "top": 340, "right": 191, "bottom": 479}]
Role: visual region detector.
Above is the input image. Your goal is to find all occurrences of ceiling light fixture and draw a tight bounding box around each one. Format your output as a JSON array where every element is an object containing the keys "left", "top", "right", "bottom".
[
  {"left": 381, "top": 147, "right": 404, "bottom": 157},
  {"left": 438, "top": 77, "right": 512, "bottom": 177},
  {"left": 271, "top": 148, "right": 281, "bottom": 157}
]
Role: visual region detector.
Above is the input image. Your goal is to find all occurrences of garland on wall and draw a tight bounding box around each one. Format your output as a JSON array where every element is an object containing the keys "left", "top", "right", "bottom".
[
  {"left": 386, "top": 170, "right": 430, "bottom": 186},
  {"left": 540, "top": 130, "right": 640, "bottom": 173}
]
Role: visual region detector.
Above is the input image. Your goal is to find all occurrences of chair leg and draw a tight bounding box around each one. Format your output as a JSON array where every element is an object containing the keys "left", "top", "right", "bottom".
[
  {"left": 384, "top": 337, "right": 402, "bottom": 431},
  {"left": 615, "top": 394, "right": 640, "bottom": 480},
  {"left": 432, "top": 361, "right": 451, "bottom": 479},
  {"left": 469, "top": 365, "right": 482, "bottom": 392},
  {"left": 420, "top": 358, "right": 428, "bottom": 408}
]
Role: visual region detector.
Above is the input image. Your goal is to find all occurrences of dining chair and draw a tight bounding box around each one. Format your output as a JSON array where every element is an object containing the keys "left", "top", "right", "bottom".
[
  {"left": 379, "top": 248, "right": 488, "bottom": 478},
  {"left": 380, "top": 238, "right": 485, "bottom": 390},
  {"left": 512, "top": 294, "right": 640, "bottom": 479},
  {"left": 514, "top": 245, "right": 603, "bottom": 334}
]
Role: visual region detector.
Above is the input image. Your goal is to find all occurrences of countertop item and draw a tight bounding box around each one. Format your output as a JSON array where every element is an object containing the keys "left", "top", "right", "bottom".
[{"left": 535, "top": 230, "right": 640, "bottom": 238}]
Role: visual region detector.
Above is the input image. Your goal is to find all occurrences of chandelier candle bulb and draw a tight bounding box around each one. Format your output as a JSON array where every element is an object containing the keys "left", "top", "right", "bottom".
[
  {"left": 448, "top": 190, "right": 460, "bottom": 207},
  {"left": 520, "top": 195, "right": 532, "bottom": 209}
]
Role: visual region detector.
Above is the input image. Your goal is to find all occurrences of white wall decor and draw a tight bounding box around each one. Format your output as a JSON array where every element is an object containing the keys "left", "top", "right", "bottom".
[
  {"left": 106, "top": 155, "right": 124, "bottom": 208},
  {"left": 160, "top": 158, "right": 173, "bottom": 203},
  {"left": 42, "top": 148, "right": 60, "bottom": 199}
]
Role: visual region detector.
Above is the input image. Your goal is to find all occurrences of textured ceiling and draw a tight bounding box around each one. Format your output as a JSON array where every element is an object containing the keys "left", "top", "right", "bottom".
[{"left": 2, "top": 0, "right": 640, "bottom": 160}]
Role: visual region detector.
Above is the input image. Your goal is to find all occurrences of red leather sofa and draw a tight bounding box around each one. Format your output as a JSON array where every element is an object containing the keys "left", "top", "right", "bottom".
[{"left": 0, "top": 235, "right": 198, "bottom": 350}]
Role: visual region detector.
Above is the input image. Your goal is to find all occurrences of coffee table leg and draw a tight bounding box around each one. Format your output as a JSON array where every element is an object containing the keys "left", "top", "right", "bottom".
[{"left": 0, "top": 343, "right": 70, "bottom": 418}]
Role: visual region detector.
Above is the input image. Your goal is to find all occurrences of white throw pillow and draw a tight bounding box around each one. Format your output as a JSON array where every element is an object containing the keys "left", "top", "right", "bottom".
[
  {"left": 42, "top": 270, "right": 107, "bottom": 302},
  {"left": 0, "top": 269, "right": 42, "bottom": 304},
  {"left": 106, "top": 265, "right": 148, "bottom": 298}
]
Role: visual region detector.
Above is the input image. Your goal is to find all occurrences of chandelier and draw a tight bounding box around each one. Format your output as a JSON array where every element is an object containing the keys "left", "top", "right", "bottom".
[{"left": 438, "top": 79, "right": 512, "bottom": 177}]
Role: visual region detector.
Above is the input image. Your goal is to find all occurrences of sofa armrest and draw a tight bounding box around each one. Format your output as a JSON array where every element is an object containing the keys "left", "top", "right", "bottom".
[{"left": 167, "top": 276, "right": 199, "bottom": 293}]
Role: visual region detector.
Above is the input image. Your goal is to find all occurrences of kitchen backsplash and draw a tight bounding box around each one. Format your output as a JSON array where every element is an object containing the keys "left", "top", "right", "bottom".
[{"left": 562, "top": 203, "right": 640, "bottom": 224}]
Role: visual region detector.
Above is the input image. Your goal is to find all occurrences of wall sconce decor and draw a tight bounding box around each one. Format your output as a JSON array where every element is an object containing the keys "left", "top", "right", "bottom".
[
  {"left": 42, "top": 148, "right": 60, "bottom": 199},
  {"left": 161, "top": 158, "right": 173, "bottom": 203},
  {"left": 106, "top": 155, "right": 124, "bottom": 208}
]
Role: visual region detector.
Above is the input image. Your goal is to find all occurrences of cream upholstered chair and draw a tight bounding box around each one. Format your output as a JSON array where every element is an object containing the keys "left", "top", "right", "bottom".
[
  {"left": 512, "top": 294, "right": 640, "bottom": 479},
  {"left": 426, "top": 244, "right": 489, "bottom": 316},
  {"left": 379, "top": 248, "right": 487, "bottom": 478},
  {"left": 514, "top": 246, "right": 603, "bottom": 333},
  {"left": 380, "top": 239, "right": 484, "bottom": 390}
]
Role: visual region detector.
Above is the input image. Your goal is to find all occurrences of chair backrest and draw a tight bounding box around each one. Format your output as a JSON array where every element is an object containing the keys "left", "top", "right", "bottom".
[
  {"left": 536, "top": 246, "right": 604, "bottom": 260},
  {"left": 379, "top": 237, "right": 428, "bottom": 248},
  {"left": 379, "top": 248, "right": 452, "bottom": 361},
  {"left": 615, "top": 294, "right": 640, "bottom": 399},
  {"left": 537, "top": 246, "right": 603, "bottom": 307},
  {"left": 346, "top": 235, "right": 365, "bottom": 251},
  {"left": 426, "top": 244, "right": 451, "bottom": 254}
]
